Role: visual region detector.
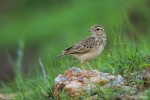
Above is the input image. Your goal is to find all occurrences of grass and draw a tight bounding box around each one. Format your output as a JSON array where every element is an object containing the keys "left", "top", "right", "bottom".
[
  {"left": 0, "top": 38, "right": 150, "bottom": 100},
  {"left": 1, "top": 21, "right": 150, "bottom": 100},
  {"left": 0, "top": 0, "right": 150, "bottom": 99},
  {"left": 1, "top": 21, "right": 150, "bottom": 99}
]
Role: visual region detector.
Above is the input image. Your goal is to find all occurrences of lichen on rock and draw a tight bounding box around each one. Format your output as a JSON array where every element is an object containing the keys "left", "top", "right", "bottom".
[{"left": 54, "top": 67, "right": 124, "bottom": 99}]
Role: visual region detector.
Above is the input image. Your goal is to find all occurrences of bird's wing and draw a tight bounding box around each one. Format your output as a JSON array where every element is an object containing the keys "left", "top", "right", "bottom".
[{"left": 62, "top": 36, "right": 99, "bottom": 54}]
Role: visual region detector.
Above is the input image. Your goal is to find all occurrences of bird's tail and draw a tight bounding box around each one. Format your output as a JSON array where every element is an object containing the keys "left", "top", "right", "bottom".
[{"left": 52, "top": 53, "right": 65, "bottom": 60}]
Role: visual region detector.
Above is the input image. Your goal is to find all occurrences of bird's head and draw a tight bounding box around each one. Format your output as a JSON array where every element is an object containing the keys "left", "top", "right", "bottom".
[{"left": 89, "top": 24, "right": 105, "bottom": 36}]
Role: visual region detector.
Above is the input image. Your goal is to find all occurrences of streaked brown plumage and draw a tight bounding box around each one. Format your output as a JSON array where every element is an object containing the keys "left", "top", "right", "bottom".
[{"left": 53, "top": 24, "right": 106, "bottom": 71}]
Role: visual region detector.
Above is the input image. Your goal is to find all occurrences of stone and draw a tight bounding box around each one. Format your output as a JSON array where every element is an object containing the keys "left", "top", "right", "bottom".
[{"left": 54, "top": 67, "right": 124, "bottom": 99}]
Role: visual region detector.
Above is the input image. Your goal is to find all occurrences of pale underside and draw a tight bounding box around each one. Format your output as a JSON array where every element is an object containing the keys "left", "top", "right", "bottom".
[
  {"left": 70, "top": 44, "right": 105, "bottom": 63},
  {"left": 62, "top": 35, "right": 106, "bottom": 63}
]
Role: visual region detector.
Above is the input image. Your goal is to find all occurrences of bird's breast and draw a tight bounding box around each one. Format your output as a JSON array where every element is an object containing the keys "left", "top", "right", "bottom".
[{"left": 74, "top": 45, "right": 105, "bottom": 62}]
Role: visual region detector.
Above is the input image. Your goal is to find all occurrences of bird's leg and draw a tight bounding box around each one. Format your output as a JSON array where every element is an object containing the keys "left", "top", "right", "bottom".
[
  {"left": 86, "top": 61, "right": 93, "bottom": 71},
  {"left": 80, "top": 62, "right": 85, "bottom": 70},
  {"left": 86, "top": 61, "right": 98, "bottom": 76},
  {"left": 80, "top": 62, "right": 88, "bottom": 77}
]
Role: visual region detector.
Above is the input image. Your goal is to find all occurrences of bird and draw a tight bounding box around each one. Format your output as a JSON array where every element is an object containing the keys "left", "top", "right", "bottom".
[{"left": 53, "top": 24, "right": 106, "bottom": 72}]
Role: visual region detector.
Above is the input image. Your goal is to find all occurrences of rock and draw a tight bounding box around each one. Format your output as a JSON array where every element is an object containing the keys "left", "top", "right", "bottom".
[
  {"left": 130, "top": 73, "right": 134, "bottom": 76},
  {"left": 83, "top": 95, "right": 98, "bottom": 100},
  {"left": 117, "top": 94, "right": 134, "bottom": 100},
  {"left": 131, "top": 82, "right": 136, "bottom": 85},
  {"left": 132, "top": 85, "right": 137, "bottom": 88},
  {"left": 54, "top": 67, "right": 124, "bottom": 99},
  {"left": 140, "top": 66, "right": 150, "bottom": 91},
  {"left": 55, "top": 74, "right": 69, "bottom": 84}
]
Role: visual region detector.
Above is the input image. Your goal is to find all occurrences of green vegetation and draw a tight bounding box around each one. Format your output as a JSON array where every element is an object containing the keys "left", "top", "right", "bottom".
[{"left": 0, "top": 0, "right": 150, "bottom": 99}]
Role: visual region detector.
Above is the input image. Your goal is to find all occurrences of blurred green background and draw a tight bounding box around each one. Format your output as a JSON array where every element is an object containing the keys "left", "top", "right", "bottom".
[{"left": 0, "top": 0, "right": 150, "bottom": 82}]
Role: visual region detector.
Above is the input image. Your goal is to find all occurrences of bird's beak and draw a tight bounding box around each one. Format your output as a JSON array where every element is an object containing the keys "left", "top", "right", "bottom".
[{"left": 88, "top": 29, "right": 91, "bottom": 32}]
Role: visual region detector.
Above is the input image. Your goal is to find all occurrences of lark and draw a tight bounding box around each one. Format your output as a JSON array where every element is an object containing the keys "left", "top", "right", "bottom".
[{"left": 53, "top": 24, "right": 106, "bottom": 72}]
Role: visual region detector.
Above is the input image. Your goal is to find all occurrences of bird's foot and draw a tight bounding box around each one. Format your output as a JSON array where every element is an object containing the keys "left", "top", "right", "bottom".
[
  {"left": 81, "top": 70, "right": 90, "bottom": 77},
  {"left": 90, "top": 70, "right": 99, "bottom": 77},
  {"left": 81, "top": 70, "right": 98, "bottom": 78}
]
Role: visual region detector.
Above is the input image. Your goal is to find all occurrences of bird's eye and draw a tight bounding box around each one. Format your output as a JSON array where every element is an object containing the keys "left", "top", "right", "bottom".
[{"left": 96, "top": 28, "right": 100, "bottom": 31}]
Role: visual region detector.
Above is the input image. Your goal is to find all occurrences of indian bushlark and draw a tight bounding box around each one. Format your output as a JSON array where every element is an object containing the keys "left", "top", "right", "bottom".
[{"left": 53, "top": 24, "right": 106, "bottom": 71}]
